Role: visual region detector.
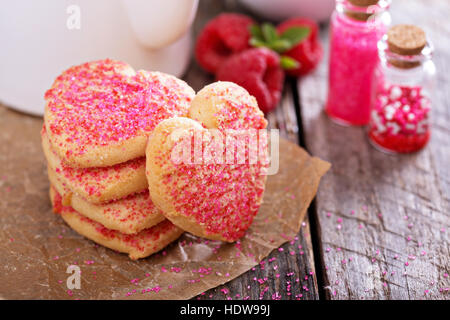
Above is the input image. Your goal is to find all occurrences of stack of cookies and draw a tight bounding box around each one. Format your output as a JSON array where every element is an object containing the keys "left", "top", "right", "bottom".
[
  {"left": 43, "top": 59, "right": 194, "bottom": 259},
  {"left": 43, "top": 59, "right": 268, "bottom": 259}
]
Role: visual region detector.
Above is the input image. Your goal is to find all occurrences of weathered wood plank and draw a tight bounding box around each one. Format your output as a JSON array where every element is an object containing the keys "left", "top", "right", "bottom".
[
  {"left": 185, "top": 0, "right": 319, "bottom": 300},
  {"left": 299, "top": 0, "right": 449, "bottom": 299}
]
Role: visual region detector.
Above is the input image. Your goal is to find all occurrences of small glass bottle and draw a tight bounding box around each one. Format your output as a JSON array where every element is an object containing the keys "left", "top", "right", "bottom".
[
  {"left": 326, "top": 0, "right": 391, "bottom": 126},
  {"left": 368, "top": 25, "right": 435, "bottom": 153}
]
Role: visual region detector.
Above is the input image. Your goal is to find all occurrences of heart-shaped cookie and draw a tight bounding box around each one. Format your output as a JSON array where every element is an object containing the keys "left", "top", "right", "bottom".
[
  {"left": 146, "top": 82, "right": 268, "bottom": 242},
  {"left": 44, "top": 59, "right": 195, "bottom": 168},
  {"left": 42, "top": 127, "right": 147, "bottom": 204}
]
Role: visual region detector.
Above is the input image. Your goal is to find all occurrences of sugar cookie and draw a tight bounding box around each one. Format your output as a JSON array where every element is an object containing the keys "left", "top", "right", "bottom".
[
  {"left": 50, "top": 188, "right": 183, "bottom": 260},
  {"left": 188, "top": 81, "right": 267, "bottom": 130},
  {"left": 44, "top": 59, "right": 195, "bottom": 168},
  {"left": 42, "top": 127, "right": 148, "bottom": 204},
  {"left": 146, "top": 82, "right": 268, "bottom": 242},
  {"left": 50, "top": 177, "right": 164, "bottom": 234}
]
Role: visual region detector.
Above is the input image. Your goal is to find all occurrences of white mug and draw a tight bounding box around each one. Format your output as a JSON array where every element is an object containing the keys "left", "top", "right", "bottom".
[{"left": 0, "top": 0, "right": 199, "bottom": 115}]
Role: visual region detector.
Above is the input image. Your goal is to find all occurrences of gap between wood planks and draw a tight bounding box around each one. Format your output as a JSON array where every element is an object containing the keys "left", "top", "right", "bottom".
[{"left": 289, "top": 79, "right": 329, "bottom": 300}]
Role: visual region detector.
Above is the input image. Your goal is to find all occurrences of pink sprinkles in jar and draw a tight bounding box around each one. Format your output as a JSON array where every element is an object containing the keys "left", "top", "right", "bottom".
[{"left": 369, "top": 83, "right": 431, "bottom": 153}]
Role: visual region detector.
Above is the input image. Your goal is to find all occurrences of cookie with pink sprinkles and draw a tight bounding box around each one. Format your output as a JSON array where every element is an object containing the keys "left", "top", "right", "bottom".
[
  {"left": 50, "top": 188, "right": 183, "bottom": 260},
  {"left": 49, "top": 171, "right": 164, "bottom": 234},
  {"left": 146, "top": 82, "right": 268, "bottom": 242},
  {"left": 44, "top": 59, "right": 195, "bottom": 168},
  {"left": 42, "top": 127, "right": 148, "bottom": 204}
]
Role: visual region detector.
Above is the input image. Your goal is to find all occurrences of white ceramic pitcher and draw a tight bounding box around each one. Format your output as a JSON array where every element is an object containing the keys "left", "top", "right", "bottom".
[{"left": 0, "top": 0, "right": 199, "bottom": 115}]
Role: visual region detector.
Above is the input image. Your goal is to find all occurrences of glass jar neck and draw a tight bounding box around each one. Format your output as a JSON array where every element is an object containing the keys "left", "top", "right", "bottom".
[
  {"left": 378, "top": 35, "right": 433, "bottom": 70},
  {"left": 336, "top": 0, "right": 391, "bottom": 23}
]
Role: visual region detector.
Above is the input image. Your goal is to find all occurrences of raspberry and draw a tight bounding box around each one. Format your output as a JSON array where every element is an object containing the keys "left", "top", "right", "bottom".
[
  {"left": 195, "top": 13, "right": 254, "bottom": 74},
  {"left": 216, "top": 48, "right": 284, "bottom": 113},
  {"left": 277, "top": 18, "right": 323, "bottom": 76}
]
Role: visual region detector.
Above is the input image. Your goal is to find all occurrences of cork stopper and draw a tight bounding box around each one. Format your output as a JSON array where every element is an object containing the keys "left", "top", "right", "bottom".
[
  {"left": 348, "top": 0, "right": 379, "bottom": 7},
  {"left": 345, "top": 11, "right": 372, "bottom": 22},
  {"left": 345, "top": 0, "right": 380, "bottom": 21},
  {"left": 386, "top": 25, "right": 427, "bottom": 69},
  {"left": 387, "top": 25, "right": 427, "bottom": 56}
]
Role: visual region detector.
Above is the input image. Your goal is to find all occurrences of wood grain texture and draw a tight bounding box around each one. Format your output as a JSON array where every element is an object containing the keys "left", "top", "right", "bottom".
[
  {"left": 186, "top": 0, "right": 319, "bottom": 300},
  {"left": 299, "top": 0, "right": 449, "bottom": 299}
]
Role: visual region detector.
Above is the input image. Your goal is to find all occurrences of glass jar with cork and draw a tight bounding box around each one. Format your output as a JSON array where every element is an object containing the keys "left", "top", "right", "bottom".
[
  {"left": 368, "top": 24, "right": 436, "bottom": 153},
  {"left": 326, "top": 0, "right": 391, "bottom": 126}
]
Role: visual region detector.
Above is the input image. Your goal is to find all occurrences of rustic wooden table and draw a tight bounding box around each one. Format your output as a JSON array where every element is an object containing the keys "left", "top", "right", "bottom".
[
  {"left": 188, "top": 0, "right": 449, "bottom": 300},
  {"left": 0, "top": 0, "right": 447, "bottom": 300}
]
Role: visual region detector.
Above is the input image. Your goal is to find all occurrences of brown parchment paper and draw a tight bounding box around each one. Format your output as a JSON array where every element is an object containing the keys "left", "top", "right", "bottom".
[{"left": 0, "top": 105, "right": 330, "bottom": 300}]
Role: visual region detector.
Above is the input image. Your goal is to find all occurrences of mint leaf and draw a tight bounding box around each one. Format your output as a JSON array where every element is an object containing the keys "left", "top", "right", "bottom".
[
  {"left": 249, "top": 38, "right": 267, "bottom": 48},
  {"left": 280, "top": 26, "right": 310, "bottom": 47},
  {"left": 261, "top": 23, "right": 278, "bottom": 43},
  {"left": 249, "top": 24, "right": 264, "bottom": 42},
  {"left": 269, "top": 39, "right": 292, "bottom": 53},
  {"left": 280, "top": 55, "right": 300, "bottom": 70}
]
